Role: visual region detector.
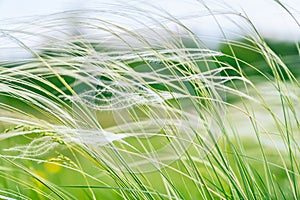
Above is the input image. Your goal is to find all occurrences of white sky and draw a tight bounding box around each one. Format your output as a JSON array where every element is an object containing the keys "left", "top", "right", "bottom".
[{"left": 0, "top": 0, "right": 300, "bottom": 59}]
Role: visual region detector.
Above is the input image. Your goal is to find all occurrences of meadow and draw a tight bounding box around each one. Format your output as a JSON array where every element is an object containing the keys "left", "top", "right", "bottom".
[{"left": 0, "top": 2, "right": 299, "bottom": 199}]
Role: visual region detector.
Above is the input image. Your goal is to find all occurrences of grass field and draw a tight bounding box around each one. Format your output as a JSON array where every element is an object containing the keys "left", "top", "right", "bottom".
[{"left": 0, "top": 2, "right": 300, "bottom": 199}]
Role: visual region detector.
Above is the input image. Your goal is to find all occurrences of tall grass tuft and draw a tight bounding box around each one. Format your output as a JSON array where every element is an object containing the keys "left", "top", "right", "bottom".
[{"left": 0, "top": 1, "right": 299, "bottom": 199}]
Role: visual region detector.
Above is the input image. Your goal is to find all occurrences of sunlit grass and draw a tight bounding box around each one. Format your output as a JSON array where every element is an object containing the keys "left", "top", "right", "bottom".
[{"left": 0, "top": 1, "right": 299, "bottom": 199}]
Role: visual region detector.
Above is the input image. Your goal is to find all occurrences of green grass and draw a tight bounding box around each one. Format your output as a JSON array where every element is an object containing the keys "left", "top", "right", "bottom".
[{"left": 0, "top": 2, "right": 300, "bottom": 199}]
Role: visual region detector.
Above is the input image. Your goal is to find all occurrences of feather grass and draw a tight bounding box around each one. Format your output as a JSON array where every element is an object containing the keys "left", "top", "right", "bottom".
[{"left": 0, "top": 1, "right": 299, "bottom": 199}]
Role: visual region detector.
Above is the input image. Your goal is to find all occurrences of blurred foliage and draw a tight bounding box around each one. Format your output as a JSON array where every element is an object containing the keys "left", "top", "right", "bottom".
[{"left": 218, "top": 39, "right": 300, "bottom": 79}]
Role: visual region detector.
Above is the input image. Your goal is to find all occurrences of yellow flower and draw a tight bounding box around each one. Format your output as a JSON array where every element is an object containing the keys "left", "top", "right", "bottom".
[{"left": 44, "top": 161, "right": 62, "bottom": 174}]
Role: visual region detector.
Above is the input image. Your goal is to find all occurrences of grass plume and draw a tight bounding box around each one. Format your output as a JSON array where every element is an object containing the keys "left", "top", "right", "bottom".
[{"left": 0, "top": 1, "right": 299, "bottom": 199}]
